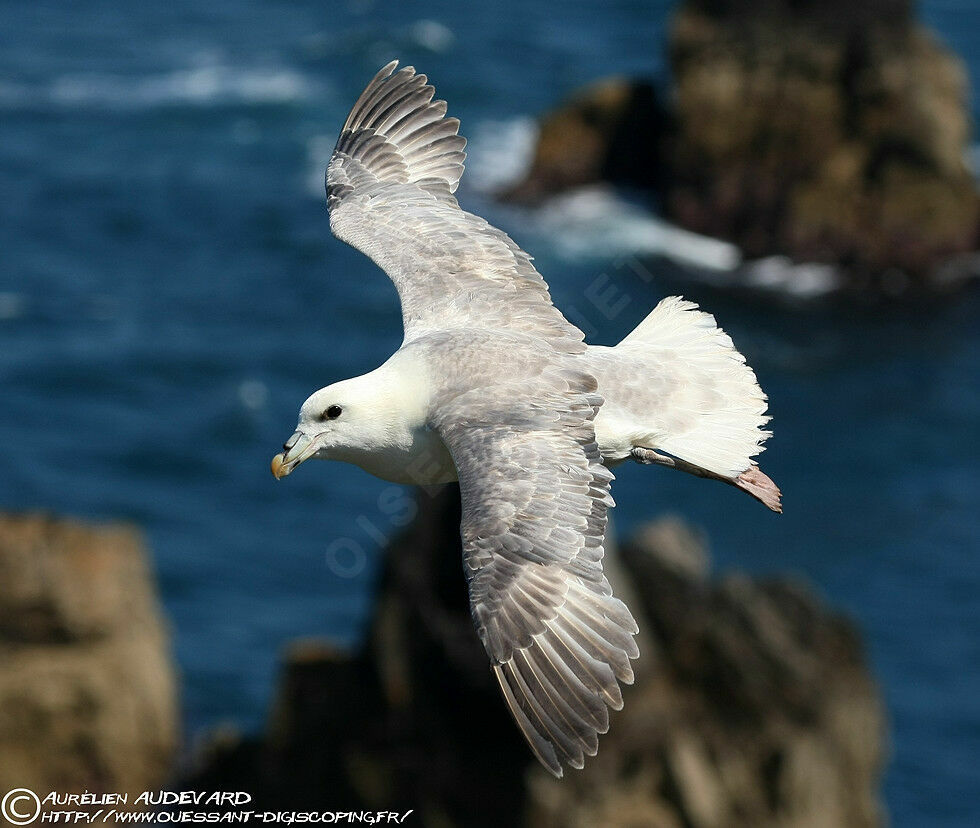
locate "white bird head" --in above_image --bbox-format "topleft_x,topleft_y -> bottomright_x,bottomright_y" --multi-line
270,362 -> 427,480
271,376 -> 389,479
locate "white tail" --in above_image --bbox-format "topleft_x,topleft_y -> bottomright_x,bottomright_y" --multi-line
616,296 -> 772,482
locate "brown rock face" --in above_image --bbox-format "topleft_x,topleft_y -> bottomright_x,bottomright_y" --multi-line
535,519 -> 885,828
187,489 -> 886,828
0,513 -> 178,796
502,78 -> 669,203
668,5 -> 978,285
681,0 -> 912,34
502,0 -> 979,292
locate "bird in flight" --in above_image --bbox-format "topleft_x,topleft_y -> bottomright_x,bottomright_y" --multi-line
271,62 -> 780,777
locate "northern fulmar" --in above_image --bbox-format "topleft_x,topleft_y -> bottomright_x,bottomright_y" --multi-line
271,62 -> 781,776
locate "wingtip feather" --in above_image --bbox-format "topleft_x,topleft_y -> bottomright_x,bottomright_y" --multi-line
331,61 -> 466,202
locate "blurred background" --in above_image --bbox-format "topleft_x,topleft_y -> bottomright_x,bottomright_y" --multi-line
0,1 -> 977,826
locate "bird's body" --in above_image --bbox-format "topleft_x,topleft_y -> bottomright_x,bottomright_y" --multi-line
272,62 -> 781,776
304,315 -> 774,492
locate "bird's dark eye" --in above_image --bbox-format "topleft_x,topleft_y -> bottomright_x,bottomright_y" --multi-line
323,405 -> 342,420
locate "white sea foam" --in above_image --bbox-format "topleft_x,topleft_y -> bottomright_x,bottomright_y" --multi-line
465,117 -> 539,193
464,116 -> 856,295
238,379 -> 269,411
407,19 -> 455,52
0,292 -> 26,321
1,64 -> 316,112
533,186 -> 742,271
736,257 -> 842,298
467,117 -> 740,271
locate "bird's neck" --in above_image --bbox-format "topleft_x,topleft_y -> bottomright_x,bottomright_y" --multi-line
364,350 -> 433,441
332,352 -> 456,485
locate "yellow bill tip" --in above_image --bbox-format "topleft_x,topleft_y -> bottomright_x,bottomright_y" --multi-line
271,453 -> 287,480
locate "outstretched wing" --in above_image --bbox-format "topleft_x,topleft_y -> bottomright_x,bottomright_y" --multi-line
326,62 -> 584,351
435,374 -> 639,776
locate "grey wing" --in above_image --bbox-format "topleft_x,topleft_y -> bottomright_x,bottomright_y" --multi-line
436,379 -> 639,776
326,62 -> 585,352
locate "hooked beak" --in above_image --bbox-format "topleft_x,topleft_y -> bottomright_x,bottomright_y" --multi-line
270,431 -> 319,479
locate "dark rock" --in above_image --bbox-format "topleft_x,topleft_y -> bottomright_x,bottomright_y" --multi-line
502,0 -> 979,293
501,78 -> 670,204
668,4 -> 978,286
682,0 -> 912,36
187,488 -> 885,827
0,513 -> 178,796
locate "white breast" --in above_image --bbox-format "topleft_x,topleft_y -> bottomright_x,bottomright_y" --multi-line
350,424 -> 458,485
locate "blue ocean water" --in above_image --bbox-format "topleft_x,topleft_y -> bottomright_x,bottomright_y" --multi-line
0,1 -> 977,823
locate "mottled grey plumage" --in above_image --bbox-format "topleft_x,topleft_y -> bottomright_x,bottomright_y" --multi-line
430,345 -> 637,773
274,61 -> 778,777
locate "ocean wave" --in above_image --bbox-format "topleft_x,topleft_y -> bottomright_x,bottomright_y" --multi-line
690,256 -> 843,299
530,190 -> 844,298
0,292 -> 26,321
407,19 -> 455,53
465,117 -> 539,193
465,116 -> 737,270
464,116 -> 856,296
0,64 -> 318,112
530,186 -> 742,271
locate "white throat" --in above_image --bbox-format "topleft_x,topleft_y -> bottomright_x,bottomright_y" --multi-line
319,350 -> 457,485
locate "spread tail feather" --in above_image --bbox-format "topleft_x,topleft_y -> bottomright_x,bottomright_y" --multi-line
617,296 -> 774,490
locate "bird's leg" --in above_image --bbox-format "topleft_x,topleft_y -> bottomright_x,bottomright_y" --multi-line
630,447 -> 723,481
733,466 -> 782,513
630,447 -> 782,513
630,447 -> 678,469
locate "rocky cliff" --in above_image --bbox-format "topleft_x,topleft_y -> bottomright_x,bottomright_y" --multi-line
504,0 -> 979,294
0,513 -> 178,797
187,487 -> 886,828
